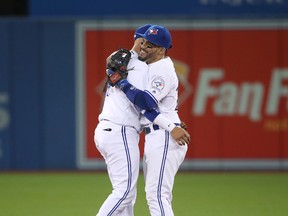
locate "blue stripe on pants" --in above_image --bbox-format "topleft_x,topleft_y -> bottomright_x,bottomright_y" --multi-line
157,131 -> 169,216
108,126 -> 132,215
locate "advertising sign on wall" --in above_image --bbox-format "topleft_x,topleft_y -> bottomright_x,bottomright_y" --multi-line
76,20 -> 288,170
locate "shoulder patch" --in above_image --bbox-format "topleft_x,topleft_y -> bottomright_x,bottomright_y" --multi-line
151,77 -> 165,90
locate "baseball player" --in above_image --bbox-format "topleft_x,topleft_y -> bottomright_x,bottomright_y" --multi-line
110,25 -> 189,216
94,24 -> 150,216
94,24 -> 189,216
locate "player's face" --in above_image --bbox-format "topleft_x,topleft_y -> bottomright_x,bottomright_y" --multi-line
138,39 -> 165,64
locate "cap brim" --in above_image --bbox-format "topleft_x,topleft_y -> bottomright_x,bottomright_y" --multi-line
136,33 -> 164,48
137,33 -> 172,50
134,33 -> 144,40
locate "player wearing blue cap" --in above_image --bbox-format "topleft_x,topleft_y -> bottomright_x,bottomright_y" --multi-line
110,25 -> 189,216
94,24 -> 150,216
139,25 -> 188,216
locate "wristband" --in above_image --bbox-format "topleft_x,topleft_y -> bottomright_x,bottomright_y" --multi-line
153,114 -> 176,132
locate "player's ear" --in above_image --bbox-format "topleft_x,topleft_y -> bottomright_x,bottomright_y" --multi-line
158,47 -> 166,55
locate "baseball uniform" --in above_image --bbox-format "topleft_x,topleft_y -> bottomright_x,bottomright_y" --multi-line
142,56 -> 188,216
94,50 -> 148,216
116,24 -> 189,216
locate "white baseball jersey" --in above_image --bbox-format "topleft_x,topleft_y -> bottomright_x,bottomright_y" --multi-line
141,56 -> 187,216
95,51 -> 148,216
98,51 -> 148,132
140,56 -> 180,126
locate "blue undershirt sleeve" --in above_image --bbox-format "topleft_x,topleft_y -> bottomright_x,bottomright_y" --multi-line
143,109 -> 160,122
120,80 -> 157,111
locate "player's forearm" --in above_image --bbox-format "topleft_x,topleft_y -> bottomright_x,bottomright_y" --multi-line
118,80 -> 157,111
143,109 -> 176,132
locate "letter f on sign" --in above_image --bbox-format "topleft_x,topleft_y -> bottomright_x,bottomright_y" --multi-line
193,69 -> 223,115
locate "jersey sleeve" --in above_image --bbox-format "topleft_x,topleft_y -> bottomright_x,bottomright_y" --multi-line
145,72 -> 173,103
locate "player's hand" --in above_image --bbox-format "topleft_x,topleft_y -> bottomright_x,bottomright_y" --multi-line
171,127 -> 190,146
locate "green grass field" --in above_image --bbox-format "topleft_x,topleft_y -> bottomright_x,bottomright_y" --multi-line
1,171 -> 288,216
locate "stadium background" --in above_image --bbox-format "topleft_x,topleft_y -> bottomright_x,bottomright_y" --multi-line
0,0 -> 288,171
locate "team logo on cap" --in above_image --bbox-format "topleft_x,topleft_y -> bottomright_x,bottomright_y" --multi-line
148,28 -> 158,35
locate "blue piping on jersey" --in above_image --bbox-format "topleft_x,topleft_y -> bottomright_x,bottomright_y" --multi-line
108,126 -> 132,215
157,131 -> 170,216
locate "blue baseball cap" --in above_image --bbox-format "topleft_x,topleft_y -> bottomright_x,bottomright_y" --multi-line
136,25 -> 173,50
134,24 -> 153,40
